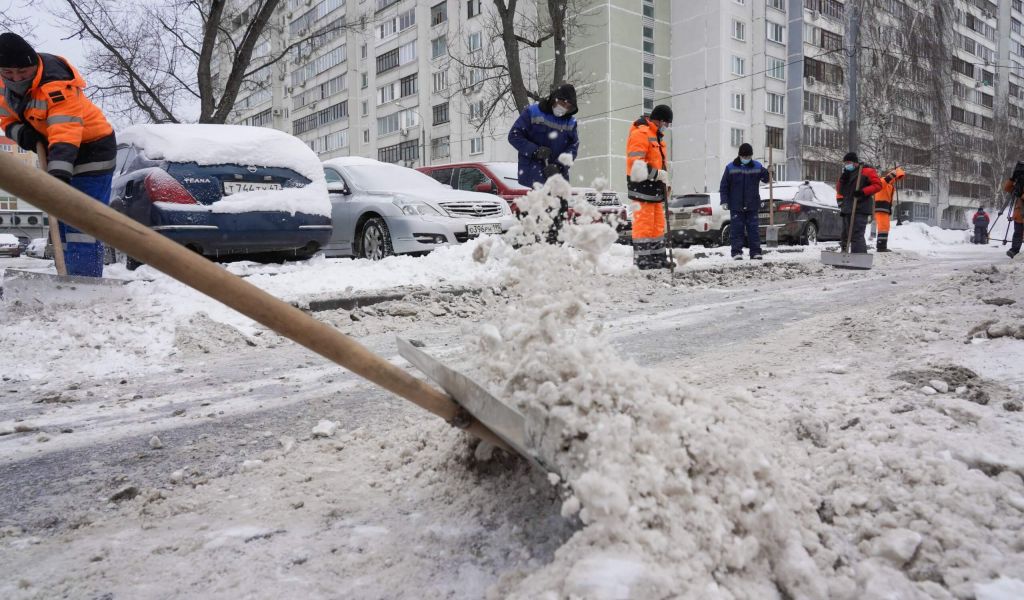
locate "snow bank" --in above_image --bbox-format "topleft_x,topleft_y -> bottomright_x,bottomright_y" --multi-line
118,124 -> 325,183
889,221 -> 970,251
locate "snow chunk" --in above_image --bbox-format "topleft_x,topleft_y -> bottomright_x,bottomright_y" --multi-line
312,420 -> 338,438
976,577 -> 1024,600
928,379 -> 949,393
871,528 -> 922,567
557,152 -> 574,167
629,160 -> 649,183
573,471 -> 630,520
148,435 -> 163,449
564,554 -> 664,600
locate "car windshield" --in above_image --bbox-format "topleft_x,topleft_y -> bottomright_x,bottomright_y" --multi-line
669,195 -> 710,208
342,164 -> 444,192
483,163 -> 530,190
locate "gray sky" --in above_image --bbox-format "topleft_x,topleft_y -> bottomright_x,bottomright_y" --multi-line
5,0 -> 89,70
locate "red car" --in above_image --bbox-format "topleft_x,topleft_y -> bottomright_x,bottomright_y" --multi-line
417,161 -> 631,241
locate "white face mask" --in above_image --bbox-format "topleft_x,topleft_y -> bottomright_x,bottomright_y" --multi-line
553,106 -> 568,117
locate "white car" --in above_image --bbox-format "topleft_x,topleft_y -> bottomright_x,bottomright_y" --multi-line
25,237 -> 51,259
0,233 -> 20,257
668,192 -> 731,248
321,157 -> 517,259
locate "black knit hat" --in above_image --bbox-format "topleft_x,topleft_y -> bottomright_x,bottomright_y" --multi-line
843,151 -> 859,163
738,143 -> 753,157
650,104 -> 673,123
0,33 -> 37,69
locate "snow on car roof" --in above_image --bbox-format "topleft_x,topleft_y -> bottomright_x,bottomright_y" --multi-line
322,156 -> 383,168
0,233 -> 18,244
118,124 -> 324,182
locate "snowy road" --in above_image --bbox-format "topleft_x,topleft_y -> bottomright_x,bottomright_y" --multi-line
2,239 -> 1022,599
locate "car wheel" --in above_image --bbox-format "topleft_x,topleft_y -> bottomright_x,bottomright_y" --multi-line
800,221 -> 818,246
358,217 -> 394,261
719,223 -> 731,247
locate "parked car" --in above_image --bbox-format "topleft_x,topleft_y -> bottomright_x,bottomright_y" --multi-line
110,124 -> 332,269
668,192 -> 730,248
322,157 -> 517,260
757,181 -> 844,244
25,237 -> 52,259
0,233 -> 21,257
418,161 -> 632,242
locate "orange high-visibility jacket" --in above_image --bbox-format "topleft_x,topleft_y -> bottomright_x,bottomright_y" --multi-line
0,54 -> 115,180
874,167 -> 906,213
625,117 -> 667,202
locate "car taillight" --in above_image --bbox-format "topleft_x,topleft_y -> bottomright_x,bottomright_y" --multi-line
693,206 -> 713,216
145,171 -> 198,204
777,202 -> 801,213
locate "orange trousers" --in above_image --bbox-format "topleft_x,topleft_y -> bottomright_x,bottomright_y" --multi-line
632,201 -> 666,241
875,211 -> 890,234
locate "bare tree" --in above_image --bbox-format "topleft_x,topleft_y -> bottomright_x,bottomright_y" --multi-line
445,0 -> 587,130
52,0 -> 349,124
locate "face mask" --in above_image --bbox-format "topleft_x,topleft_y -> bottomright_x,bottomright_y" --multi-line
844,163 -> 856,172
740,158 -> 751,165
2,77 -> 30,96
553,106 -> 568,117
659,125 -> 669,133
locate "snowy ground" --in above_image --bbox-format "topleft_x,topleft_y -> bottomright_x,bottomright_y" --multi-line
1,222 -> 1022,599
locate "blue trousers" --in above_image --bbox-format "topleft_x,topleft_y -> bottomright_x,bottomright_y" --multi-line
730,209 -> 761,257
58,173 -> 112,277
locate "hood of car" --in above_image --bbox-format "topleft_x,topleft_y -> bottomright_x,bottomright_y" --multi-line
394,188 -> 505,208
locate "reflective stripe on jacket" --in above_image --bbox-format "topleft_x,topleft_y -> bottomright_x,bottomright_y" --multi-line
625,117 -> 667,202
0,53 -> 116,179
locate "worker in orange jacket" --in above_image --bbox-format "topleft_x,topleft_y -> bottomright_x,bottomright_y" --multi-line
1004,166 -> 1024,259
873,166 -> 905,252
0,32 -> 116,277
626,104 -> 672,270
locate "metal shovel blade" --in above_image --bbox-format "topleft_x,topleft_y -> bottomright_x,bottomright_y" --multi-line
820,250 -> 874,270
1,269 -> 129,308
765,224 -> 782,248
396,337 -> 549,472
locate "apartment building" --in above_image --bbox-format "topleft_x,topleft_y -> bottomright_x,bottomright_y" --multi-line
226,0 -> 520,169
0,136 -> 47,242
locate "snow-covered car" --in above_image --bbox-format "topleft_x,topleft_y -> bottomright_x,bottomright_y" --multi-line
757,181 -> 844,245
322,157 -> 516,260
110,124 -> 332,269
24,237 -> 52,259
418,162 -> 632,242
0,233 -> 21,257
668,192 -> 730,248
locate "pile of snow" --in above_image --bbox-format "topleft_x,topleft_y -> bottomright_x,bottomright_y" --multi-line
889,221 -> 970,251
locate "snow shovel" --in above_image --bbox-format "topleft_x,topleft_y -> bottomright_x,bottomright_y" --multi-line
663,184 -> 675,277
821,167 -> 873,270
0,149 -> 523,462
765,148 -> 781,248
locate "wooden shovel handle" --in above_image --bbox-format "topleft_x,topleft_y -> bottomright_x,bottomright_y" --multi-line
36,142 -> 67,276
0,150 -> 509,451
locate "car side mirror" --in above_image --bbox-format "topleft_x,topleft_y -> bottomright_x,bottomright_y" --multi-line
474,182 -> 494,193
327,181 -> 349,195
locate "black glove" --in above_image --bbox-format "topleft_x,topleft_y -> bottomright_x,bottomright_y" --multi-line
543,163 -> 560,178
853,190 -> 866,198
533,146 -> 552,161
50,170 -> 72,185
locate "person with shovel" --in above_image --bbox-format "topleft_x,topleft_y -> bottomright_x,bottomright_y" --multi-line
508,83 -> 579,244
719,143 -> 770,260
873,166 -> 905,252
626,104 -> 673,270
0,32 -> 116,277
971,207 -> 990,245
835,152 -> 883,254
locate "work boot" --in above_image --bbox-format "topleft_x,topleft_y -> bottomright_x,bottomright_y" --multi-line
876,239 -> 890,252
751,254 -> 763,260
732,254 -> 743,261
1009,249 -> 1019,259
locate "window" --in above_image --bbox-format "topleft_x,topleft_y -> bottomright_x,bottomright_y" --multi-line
398,7 -> 416,31
766,92 -> 785,115
398,41 -> 416,65
456,167 -> 489,190
432,36 -> 447,59
361,99 -> 368,116
433,102 -> 450,125
431,2 -> 447,26
378,140 -> 419,163
643,3 -> 654,18
400,108 -> 419,128
400,73 -> 417,97
766,21 -> 785,44
467,0 -> 481,18
766,126 -> 784,149
378,112 -> 401,136
291,101 -> 349,135
363,129 -> 370,143
378,82 -> 396,105
376,48 -> 399,74
767,56 -> 785,80
468,67 -> 486,86
468,99 -> 484,120
767,0 -> 785,11
731,56 -> 746,76
731,92 -> 746,112
361,44 -> 367,59
470,136 -> 484,155
730,127 -> 745,147
467,31 -> 482,53
732,20 -> 746,41
361,72 -> 368,89
433,70 -> 448,92
431,137 -> 451,160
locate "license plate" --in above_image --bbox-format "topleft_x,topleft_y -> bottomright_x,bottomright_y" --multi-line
223,181 -> 282,194
467,223 -> 502,235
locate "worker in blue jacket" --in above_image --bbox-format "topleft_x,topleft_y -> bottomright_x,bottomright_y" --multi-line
507,83 -> 579,243
719,143 -> 770,260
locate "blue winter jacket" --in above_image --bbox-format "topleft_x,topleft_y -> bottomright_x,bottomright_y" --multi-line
507,103 -> 579,188
719,158 -> 771,212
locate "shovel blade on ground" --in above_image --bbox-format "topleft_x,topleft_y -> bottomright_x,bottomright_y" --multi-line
396,337 -> 550,472
1,269 -> 129,308
820,250 -> 874,270
765,224 -> 782,248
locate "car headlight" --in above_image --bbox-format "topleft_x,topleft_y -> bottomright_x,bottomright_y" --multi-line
395,199 -> 443,216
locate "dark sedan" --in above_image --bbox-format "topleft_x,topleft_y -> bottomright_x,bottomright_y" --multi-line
757,181 -> 844,244
110,124 -> 332,269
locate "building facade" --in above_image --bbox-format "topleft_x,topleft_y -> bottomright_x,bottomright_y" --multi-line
0,136 -> 48,242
